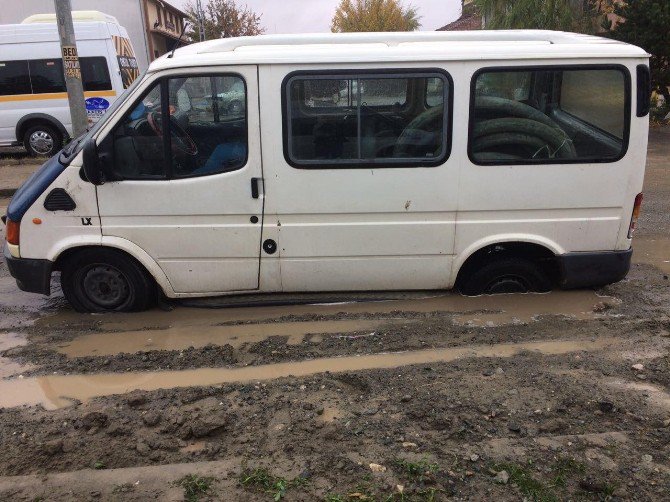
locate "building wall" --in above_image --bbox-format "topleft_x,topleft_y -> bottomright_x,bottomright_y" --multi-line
0,0 -> 151,70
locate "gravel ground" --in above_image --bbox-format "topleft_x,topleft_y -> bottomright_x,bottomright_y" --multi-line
0,128 -> 668,501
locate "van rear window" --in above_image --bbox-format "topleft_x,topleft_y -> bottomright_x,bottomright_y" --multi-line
284,70 -> 452,168
469,66 -> 630,165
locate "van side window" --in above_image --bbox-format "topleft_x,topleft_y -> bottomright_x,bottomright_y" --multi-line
168,76 -> 247,177
469,66 -> 629,165
111,82 -> 166,179
80,57 -> 112,91
108,74 -> 248,180
284,71 -> 451,168
0,60 -> 31,95
29,59 -> 66,94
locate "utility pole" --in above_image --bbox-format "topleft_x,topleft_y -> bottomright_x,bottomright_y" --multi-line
195,0 -> 206,42
54,0 -> 88,137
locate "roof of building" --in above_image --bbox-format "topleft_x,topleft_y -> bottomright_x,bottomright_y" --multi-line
149,31 -> 649,71
438,3 -> 482,31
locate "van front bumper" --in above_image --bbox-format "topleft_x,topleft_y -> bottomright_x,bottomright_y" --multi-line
557,248 -> 633,289
4,244 -> 52,295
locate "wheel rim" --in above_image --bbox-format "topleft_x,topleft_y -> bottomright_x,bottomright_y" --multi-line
484,275 -> 530,294
81,265 -> 130,309
29,130 -> 54,155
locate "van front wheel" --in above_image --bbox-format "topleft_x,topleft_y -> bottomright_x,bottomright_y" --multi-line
61,249 -> 156,313
459,257 -> 552,296
23,124 -> 62,157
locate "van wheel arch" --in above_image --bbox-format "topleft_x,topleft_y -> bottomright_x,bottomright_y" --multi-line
17,114 -> 68,156
455,242 -> 559,295
55,246 -> 159,312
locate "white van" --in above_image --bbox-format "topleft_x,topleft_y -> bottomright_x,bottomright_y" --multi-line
3,31 -> 650,312
0,11 -> 140,156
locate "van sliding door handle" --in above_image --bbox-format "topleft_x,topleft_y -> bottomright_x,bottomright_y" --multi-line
250,177 -> 262,199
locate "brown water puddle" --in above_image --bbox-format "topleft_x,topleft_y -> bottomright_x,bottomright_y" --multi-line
57,319 -> 391,358
39,290 -> 617,334
0,332 -> 35,378
0,337 -> 614,410
633,238 -> 670,274
57,320 -> 389,357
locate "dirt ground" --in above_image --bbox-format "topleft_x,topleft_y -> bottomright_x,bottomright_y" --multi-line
0,129 -> 669,501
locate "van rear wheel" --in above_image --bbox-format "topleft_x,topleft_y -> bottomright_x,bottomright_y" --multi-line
23,124 -> 62,157
459,257 -> 552,296
61,249 -> 156,313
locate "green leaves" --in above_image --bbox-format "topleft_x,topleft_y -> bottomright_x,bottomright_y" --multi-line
331,0 -> 422,33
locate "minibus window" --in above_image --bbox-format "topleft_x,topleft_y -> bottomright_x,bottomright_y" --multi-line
168,75 -> 247,177
560,70 -> 625,139
105,73 -> 248,180
285,71 -> 451,168
29,60 -> 66,94
81,57 -> 112,91
110,82 -> 166,179
426,78 -> 444,107
469,66 -> 629,165
0,60 -> 31,95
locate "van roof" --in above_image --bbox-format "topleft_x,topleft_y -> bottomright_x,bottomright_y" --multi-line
22,11 -> 120,25
151,31 -> 649,72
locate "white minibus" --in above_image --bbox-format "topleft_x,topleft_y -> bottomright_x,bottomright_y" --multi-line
0,11 -> 140,156
3,31 -> 650,312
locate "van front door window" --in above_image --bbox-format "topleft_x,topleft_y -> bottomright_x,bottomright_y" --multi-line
108,74 -> 248,180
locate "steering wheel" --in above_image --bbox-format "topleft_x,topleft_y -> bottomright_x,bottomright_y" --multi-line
471,97 -> 576,160
393,106 -> 444,158
147,111 -> 198,156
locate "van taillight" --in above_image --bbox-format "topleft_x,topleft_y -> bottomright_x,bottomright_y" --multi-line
628,193 -> 643,239
6,219 -> 20,245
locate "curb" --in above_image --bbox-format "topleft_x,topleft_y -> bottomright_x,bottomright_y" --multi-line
0,189 -> 16,198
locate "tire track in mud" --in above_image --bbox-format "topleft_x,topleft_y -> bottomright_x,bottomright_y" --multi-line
0,337 -> 616,409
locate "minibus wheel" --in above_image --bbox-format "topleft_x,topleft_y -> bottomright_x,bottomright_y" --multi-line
61,249 -> 156,313
23,124 -> 62,157
459,257 -> 552,296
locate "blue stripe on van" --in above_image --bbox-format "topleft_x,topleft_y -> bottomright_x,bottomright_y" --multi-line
6,155 -> 66,222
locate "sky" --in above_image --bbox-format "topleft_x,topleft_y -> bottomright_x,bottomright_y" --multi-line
170,0 -> 462,34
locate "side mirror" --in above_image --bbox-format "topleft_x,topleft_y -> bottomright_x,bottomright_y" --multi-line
82,138 -> 105,186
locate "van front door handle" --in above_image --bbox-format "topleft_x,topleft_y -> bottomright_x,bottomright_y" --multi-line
251,177 -> 261,199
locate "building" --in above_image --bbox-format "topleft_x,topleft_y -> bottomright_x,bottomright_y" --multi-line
0,0 -> 190,71
438,0 -> 482,31
438,0 -> 624,33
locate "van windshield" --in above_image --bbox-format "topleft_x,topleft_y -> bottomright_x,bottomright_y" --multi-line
59,71 -> 146,165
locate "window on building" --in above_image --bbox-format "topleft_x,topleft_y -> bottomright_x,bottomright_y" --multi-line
284,71 -> 451,168
469,66 -> 629,164
0,60 -> 31,95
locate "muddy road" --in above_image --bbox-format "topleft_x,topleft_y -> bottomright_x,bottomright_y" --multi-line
0,130 -> 669,501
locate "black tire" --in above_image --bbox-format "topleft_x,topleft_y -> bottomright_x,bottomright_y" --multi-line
61,249 -> 156,313
23,124 -> 63,157
459,257 -> 552,296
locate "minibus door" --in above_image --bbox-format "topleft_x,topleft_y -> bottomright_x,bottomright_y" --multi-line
95,67 -> 264,294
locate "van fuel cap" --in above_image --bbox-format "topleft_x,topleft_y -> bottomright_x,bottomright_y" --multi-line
263,239 -> 277,254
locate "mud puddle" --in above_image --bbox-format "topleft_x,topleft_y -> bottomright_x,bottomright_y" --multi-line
0,337 -> 614,409
0,332 -> 34,378
57,319 -> 398,358
634,238 -> 670,274
40,290 -> 617,334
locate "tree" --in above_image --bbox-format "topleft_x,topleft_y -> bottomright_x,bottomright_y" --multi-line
331,0 -> 421,33
606,0 -> 670,103
473,0 -> 612,33
185,0 -> 265,41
